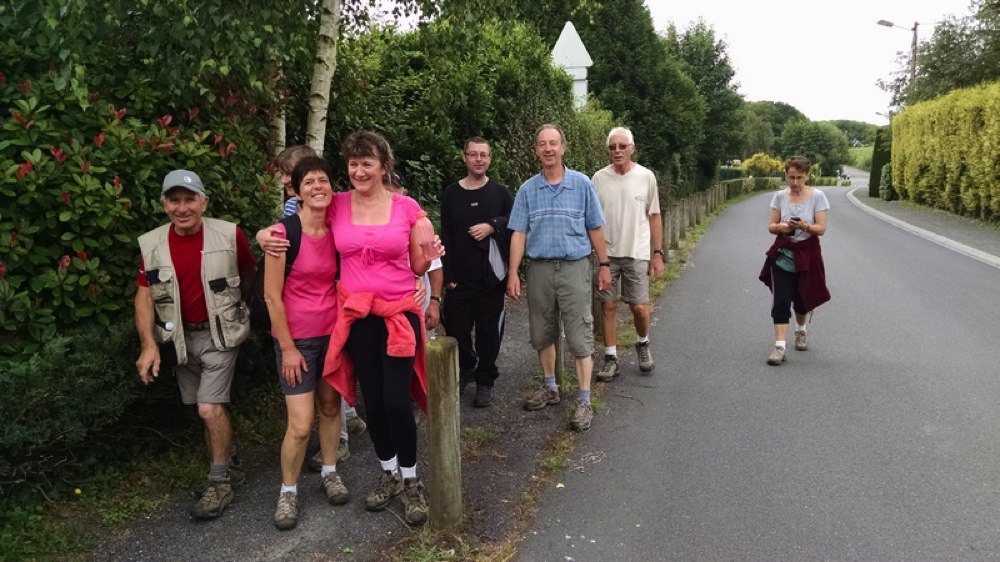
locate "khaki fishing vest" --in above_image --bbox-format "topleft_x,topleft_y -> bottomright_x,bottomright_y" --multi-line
137,217 -> 250,365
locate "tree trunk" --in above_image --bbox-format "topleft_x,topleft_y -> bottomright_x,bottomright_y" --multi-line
269,109 -> 286,159
305,0 -> 342,155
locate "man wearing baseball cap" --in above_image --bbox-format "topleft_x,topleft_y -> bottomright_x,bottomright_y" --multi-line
134,169 -> 256,520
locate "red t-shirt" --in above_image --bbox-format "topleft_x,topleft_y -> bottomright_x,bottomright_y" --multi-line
136,225 -> 255,323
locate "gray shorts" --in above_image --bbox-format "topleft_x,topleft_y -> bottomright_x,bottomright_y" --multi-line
175,330 -> 238,405
273,335 -> 331,396
526,258 -> 594,357
595,257 -> 650,305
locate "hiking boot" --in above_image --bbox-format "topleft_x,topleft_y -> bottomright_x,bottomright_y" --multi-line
338,438 -> 350,463
320,471 -> 350,505
636,341 -> 655,373
273,492 -> 299,530
401,477 -> 428,526
594,355 -> 620,382
365,470 -> 402,511
346,414 -> 367,435
523,386 -> 560,411
190,473 -> 234,520
473,385 -> 493,408
570,400 -> 593,432
767,346 -> 786,365
227,465 -> 246,488
794,330 -> 808,351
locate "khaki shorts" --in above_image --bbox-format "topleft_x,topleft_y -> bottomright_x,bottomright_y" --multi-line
595,257 -> 650,305
526,258 -> 594,357
174,330 -> 238,405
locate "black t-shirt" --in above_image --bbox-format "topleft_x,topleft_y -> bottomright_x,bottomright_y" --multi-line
439,179 -> 514,284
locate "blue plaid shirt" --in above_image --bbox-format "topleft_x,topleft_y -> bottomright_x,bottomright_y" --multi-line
508,167 -> 605,260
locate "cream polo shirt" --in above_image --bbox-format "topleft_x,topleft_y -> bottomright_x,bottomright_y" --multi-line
592,162 -> 660,260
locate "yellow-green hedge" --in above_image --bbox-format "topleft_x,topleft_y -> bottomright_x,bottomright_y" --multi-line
892,81 -> 1000,219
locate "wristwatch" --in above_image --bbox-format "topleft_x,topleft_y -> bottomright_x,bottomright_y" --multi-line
599,261 -> 611,267
653,249 -> 664,257
429,296 -> 442,303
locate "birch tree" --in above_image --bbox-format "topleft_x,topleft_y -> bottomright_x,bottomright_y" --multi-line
305,0 -> 342,154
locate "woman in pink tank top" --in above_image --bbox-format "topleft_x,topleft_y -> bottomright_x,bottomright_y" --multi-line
263,156 -> 348,530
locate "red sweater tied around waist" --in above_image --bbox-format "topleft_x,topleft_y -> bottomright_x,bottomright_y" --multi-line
322,285 -> 428,412
758,234 -> 831,312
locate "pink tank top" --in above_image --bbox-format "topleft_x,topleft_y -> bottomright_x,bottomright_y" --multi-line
330,192 -> 420,302
271,222 -> 338,340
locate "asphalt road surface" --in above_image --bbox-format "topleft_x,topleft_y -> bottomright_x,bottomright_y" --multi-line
517,183 -> 1000,561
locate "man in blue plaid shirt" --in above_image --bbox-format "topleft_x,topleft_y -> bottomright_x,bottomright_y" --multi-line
507,124 -> 612,432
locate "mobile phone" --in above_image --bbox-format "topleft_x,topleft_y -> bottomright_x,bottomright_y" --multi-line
789,216 -> 800,222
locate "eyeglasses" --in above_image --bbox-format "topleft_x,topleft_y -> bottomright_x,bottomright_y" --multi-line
465,152 -> 491,159
608,143 -> 631,151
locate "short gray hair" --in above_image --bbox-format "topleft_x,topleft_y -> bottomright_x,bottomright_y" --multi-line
535,123 -> 566,145
607,126 -> 634,146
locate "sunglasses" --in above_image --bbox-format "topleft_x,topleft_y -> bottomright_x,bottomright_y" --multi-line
608,143 -> 631,151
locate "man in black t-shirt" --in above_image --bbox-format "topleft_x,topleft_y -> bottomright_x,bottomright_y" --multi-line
439,137 -> 514,408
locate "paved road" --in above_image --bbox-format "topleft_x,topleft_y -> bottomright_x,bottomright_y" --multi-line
517,178 -> 1000,560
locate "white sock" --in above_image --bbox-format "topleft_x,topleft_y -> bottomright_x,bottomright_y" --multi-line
379,456 -> 399,473
280,484 -> 297,494
796,323 -> 807,332
321,465 -> 337,477
400,465 -> 417,480
604,346 -> 617,356
637,335 -> 649,344
775,340 -> 786,349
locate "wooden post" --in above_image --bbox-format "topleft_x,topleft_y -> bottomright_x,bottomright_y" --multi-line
668,204 -> 680,249
678,200 -> 688,240
425,336 -> 462,530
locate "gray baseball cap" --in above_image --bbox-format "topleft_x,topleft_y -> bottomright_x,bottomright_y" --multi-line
161,169 -> 205,196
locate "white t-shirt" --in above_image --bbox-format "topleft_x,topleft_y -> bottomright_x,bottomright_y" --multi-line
592,163 -> 660,260
769,188 -> 830,242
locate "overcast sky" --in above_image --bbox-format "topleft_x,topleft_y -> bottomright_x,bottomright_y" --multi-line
646,0 -> 975,125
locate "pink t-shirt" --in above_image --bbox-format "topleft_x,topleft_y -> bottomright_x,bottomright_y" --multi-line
330,191 -> 420,302
271,222 -> 338,340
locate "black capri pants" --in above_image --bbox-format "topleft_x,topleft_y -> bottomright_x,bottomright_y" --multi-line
770,266 -> 807,324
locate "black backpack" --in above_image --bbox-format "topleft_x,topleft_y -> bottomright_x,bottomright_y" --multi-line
250,214 -> 303,333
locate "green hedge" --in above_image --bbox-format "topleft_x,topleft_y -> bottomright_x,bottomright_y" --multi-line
868,127 -> 891,197
892,81 -> 1000,218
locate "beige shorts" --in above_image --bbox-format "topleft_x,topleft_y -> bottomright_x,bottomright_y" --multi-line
526,258 -> 594,357
595,257 -> 650,305
174,329 -> 238,405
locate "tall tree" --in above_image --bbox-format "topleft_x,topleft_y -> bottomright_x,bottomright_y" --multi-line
664,20 -> 745,177
737,104 -> 774,157
574,0 -> 704,177
779,121 -> 850,176
305,0 -> 342,153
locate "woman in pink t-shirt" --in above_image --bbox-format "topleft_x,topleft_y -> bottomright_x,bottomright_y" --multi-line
263,156 -> 348,530
328,131 -> 433,526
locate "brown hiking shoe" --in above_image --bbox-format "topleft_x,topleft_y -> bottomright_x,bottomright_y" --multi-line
401,477 -> 428,526
570,400 -> 593,432
320,471 -> 350,505
273,491 -> 298,530
523,386 -> 560,411
636,341 -> 655,373
346,414 -> 367,435
794,330 -> 808,351
767,346 -> 787,366
594,355 -> 620,382
190,473 -> 234,520
365,470 -> 402,511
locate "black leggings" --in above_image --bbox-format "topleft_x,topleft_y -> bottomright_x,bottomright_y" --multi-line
770,266 -> 806,324
345,312 -> 421,467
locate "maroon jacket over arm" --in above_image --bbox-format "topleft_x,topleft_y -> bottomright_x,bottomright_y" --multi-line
758,234 -> 831,312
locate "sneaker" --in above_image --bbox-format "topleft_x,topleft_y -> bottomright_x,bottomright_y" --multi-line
401,477 -> 428,526
320,471 -> 350,505
594,355 -> 620,382
523,386 -> 561,411
636,342 -> 655,373
365,470 -> 402,511
273,492 -> 299,530
190,473 -> 234,520
767,346 -> 786,365
570,400 -> 593,432
794,330 -> 808,351
346,415 -> 367,435
472,385 -> 493,408
338,438 -> 350,463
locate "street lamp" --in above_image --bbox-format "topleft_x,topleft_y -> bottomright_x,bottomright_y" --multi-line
877,19 -> 919,84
